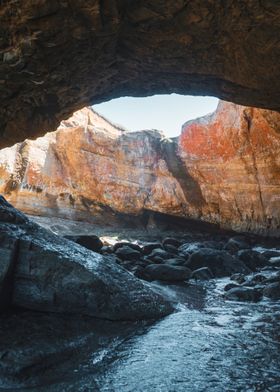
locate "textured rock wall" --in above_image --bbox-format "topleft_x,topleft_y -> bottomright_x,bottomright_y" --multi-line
1,1 -> 280,148
1,103 -> 280,236
0,108 -> 188,224
179,101 -> 280,235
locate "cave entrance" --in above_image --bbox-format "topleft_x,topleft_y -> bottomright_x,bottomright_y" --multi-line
94,94 -> 218,138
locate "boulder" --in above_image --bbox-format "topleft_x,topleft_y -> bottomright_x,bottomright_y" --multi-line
263,271 -> 280,284
191,267 -> 214,280
260,250 -> 280,260
142,243 -> 163,255
0,197 -> 173,320
263,283 -> 280,300
144,256 -> 165,265
114,246 -> 142,261
186,248 -> 251,277
64,235 -> 103,253
113,242 -> 142,253
164,258 -> 186,267
224,237 -> 250,253
148,248 -> 172,261
162,238 -> 182,248
162,244 -> 178,255
144,264 -> 191,282
230,273 -> 246,284
237,250 -> 267,271
178,242 -> 206,256
202,241 -> 224,250
100,245 -> 113,254
224,283 -> 240,292
224,287 -> 262,302
269,257 -> 280,267
244,274 -> 266,287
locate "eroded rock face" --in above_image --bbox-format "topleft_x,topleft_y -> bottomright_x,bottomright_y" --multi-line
1,103 -> 280,236
1,1 -> 280,148
179,101 -> 280,235
0,107 -> 188,223
0,196 -> 172,320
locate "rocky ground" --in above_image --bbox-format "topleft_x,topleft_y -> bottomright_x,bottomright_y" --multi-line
1,211 -> 280,390
60,224 -> 280,304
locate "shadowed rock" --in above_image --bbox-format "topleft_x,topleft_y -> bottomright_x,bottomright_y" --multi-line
1,1 -> 280,147
0,197 -> 173,320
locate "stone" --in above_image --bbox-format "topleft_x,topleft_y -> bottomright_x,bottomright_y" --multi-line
191,267 -> 214,280
202,241 -> 224,250
263,272 -> 280,284
1,1 -> 280,149
263,283 -> 280,300
163,258 -> 186,267
100,245 -> 113,254
114,246 -> 141,261
144,264 -> 191,282
244,274 -> 266,287
237,250 -> 267,271
186,248 -> 251,277
269,257 -> 280,267
178,242 -> 207,256
223,237 -> 250,253
162,244 -> 178,255
261,250 -> 280,260
230,273 -> 246,284
142,243 -> 164,256
113,242 -> 142,253
224,283 -> 240,292
0,197 -> 172,320
162,238 -> 182,248
64,235 -> 103,253
224,287 -> 262,302
148,249 -> 172,261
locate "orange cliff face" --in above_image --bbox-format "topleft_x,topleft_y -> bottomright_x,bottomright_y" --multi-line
0,102 -> 280,235
178,101 -> 280,235
0,107 -> 188,224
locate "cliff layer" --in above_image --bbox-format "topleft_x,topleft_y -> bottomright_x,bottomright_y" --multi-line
0,103 -> 280,235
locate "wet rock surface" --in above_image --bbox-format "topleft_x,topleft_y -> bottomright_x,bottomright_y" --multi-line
0,196 -> 172,321
1,267 -> 280,391
1,207 -> 280,390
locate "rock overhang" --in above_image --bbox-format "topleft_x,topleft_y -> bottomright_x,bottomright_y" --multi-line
1,0 -> 280,148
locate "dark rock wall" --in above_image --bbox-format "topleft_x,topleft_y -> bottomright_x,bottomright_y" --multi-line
1,1 -> 280,148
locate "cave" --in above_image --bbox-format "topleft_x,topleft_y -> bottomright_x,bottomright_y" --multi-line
1,1 -> 280,390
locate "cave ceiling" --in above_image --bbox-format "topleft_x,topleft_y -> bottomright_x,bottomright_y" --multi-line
1,0 -> 280,148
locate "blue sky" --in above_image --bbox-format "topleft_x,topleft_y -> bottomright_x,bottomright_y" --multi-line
94,94 -> 219,137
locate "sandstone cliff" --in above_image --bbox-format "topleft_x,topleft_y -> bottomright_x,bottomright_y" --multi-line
0,102 -> 280,236
0,107 -> 187,225
179,101 -> 280,235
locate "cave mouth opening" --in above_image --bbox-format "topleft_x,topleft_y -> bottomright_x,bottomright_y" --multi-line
93,94 -> 219,138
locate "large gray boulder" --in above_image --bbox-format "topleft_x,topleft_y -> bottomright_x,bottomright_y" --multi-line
0,197 -> 172,320
144,264 -> 191,282
186,248 -> 251,277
